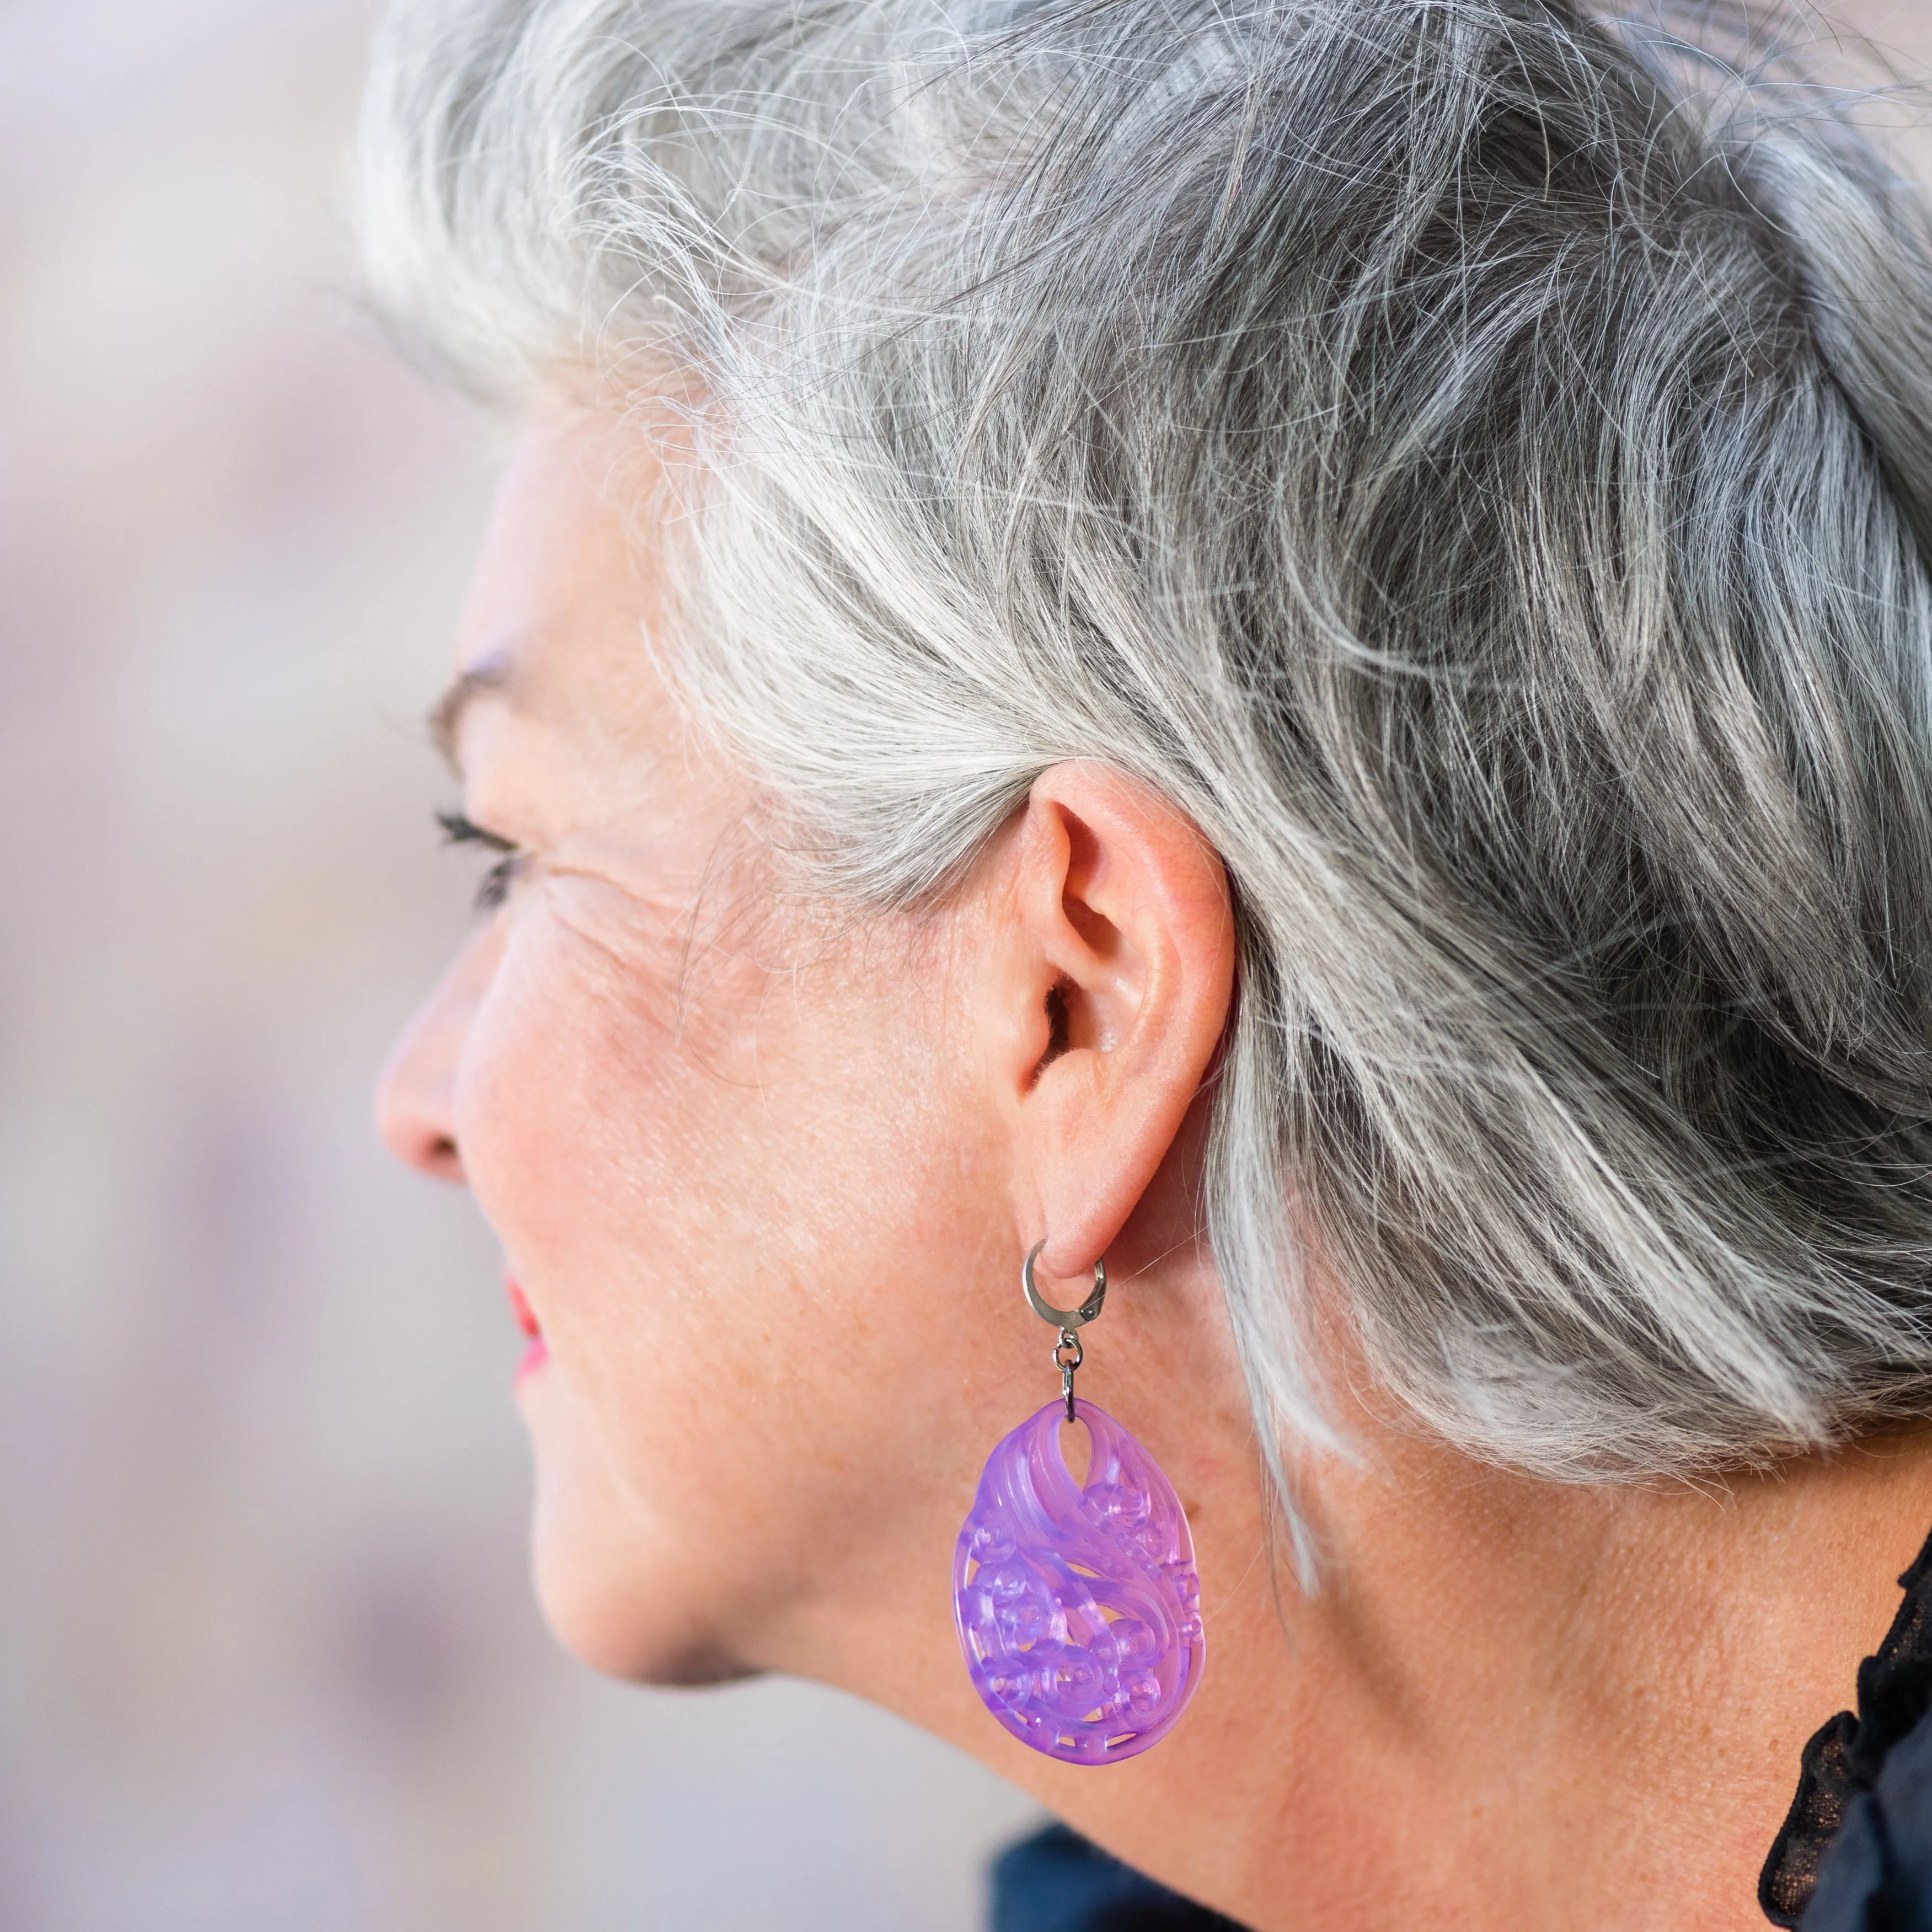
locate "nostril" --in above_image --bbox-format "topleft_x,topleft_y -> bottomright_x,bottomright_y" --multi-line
373,1070 -> 465,1182
415,1128 -> 465,1184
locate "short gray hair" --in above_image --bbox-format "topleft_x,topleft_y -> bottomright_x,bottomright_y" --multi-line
360,0 -> 1932,1553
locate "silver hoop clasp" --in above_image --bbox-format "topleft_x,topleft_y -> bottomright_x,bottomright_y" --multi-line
1021,1240 -> 1107,1330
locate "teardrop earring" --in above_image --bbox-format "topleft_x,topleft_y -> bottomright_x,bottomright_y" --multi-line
951,1240 -> 1205,1764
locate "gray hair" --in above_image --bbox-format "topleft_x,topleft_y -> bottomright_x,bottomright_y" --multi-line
360,0 -> 1932,1550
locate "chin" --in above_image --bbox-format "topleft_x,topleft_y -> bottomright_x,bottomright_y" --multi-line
523,1389 -> 762,1687
531,1537 -> 762,1685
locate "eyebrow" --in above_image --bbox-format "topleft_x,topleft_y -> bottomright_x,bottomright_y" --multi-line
428,659 -> 515,773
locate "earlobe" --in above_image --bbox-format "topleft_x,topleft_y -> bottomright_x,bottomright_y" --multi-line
981,762 -> 1235,1279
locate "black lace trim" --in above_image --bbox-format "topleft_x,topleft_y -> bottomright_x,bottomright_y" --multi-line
1760,1524 -> 1932,1926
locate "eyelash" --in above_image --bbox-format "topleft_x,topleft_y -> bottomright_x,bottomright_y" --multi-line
437,808 -> 524,912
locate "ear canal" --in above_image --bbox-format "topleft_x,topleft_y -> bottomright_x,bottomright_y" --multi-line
1029,981 -> 1072,1089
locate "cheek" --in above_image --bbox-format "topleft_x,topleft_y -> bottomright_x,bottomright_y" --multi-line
457,907 -> 730,1402
452,901 -> 1000,1628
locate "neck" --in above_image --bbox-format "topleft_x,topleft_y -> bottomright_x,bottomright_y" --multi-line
1045,1415 -> 1932,1932
779,1237 -> 1932,1932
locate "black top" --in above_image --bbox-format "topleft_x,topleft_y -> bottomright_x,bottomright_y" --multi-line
1762,1526 -> 1932,1929
993,1524 -> 1932,1931
991,1824 -> 1247,1931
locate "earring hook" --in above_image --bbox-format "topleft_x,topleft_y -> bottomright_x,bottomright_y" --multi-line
1020,1239 -> 1107,1329
1022,1240 -> 1107,1423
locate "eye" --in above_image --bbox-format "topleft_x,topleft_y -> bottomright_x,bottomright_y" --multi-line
437,807 -> 525,913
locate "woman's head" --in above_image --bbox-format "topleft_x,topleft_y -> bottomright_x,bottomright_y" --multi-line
369,0 -> 1932,1657
377,406 -> 1243,1685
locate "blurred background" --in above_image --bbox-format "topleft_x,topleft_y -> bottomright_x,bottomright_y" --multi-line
0,3 -> 1041,1928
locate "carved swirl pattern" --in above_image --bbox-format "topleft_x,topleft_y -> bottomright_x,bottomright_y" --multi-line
952,1398 -> 1205,1765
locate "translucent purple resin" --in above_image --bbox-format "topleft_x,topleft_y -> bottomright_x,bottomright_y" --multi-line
952,1398 -> 1205,1765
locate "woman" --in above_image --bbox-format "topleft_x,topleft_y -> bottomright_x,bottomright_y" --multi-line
366,1 -> 1932,1925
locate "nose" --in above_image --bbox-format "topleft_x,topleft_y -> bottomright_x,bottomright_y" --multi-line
376,926 -> 500,1183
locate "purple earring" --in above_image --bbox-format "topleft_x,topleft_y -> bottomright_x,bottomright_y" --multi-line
951,1240 -> 1205,1765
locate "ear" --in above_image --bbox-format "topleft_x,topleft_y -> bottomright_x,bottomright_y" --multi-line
976,761 -> 1235,1283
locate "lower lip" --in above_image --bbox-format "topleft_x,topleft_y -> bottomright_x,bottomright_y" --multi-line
507,1276 -> 548,1383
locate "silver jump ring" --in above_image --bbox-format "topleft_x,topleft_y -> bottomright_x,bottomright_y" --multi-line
1021,1239 -> 1107,1330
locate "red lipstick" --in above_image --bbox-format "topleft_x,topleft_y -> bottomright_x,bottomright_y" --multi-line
507,1275 -> 548,1379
